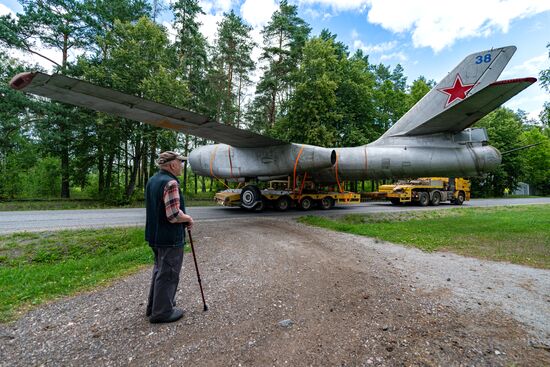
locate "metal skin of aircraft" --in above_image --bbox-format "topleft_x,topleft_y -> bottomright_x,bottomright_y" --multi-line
10,45 -> 536,196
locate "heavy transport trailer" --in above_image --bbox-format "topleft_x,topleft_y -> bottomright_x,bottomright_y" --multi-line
378,177 -> 471,206
214,178 -> 361,211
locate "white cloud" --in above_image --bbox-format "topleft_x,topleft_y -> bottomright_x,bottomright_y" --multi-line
241,0 -> 278,28
379,51 -> 407,62
353,40 -> 396,54
303,7 -> 320,19
197,10 -> 224,45
196,0 -> 238,45
199,0 -> 234,13
503,53 -> 549,77
0,4 -> 59,70
163,21 -> 177,43
504,86 -> 548,120
366,0 -> 550,52
299,0 -> 369,12
0,4 -> 16,17
299,0 -> 550,52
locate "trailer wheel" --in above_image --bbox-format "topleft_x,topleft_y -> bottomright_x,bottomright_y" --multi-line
253,199 -> 266,212
390,198 -> 401,205
299,196 -> 313,210
453,191 -> 465,205
430,191 -> 441,206
275,196 -> 291,211
240,185 -> 261,209
320,196 -> 334,210
418,192 -> 429,206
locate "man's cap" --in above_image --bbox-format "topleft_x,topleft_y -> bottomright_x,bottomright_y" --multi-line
156,151 -> 187,165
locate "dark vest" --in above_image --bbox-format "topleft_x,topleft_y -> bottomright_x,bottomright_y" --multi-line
145,170 -> 186,247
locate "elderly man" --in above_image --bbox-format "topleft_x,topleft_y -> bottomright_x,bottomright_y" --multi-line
145,151 -> 194,323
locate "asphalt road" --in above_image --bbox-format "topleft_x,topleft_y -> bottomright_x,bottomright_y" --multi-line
0,197 -> 548,234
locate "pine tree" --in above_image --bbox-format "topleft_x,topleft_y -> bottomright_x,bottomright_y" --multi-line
250,0 -> 311,132
211,10 -> 255,127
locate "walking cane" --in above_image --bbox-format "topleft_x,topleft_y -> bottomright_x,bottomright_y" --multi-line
187,228 -> 208,311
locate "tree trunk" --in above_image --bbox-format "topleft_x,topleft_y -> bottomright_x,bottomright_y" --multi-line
124,140 -> 128,189
236,77 -> 243,128
60,144 -> 70,198
226,63 -> 234,126
106,151 -> 115,190
194,173 -> 198,194
183,134 -> 190,193
98,144 -> 105,193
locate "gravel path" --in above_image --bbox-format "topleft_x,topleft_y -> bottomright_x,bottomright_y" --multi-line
1,218 -> 548,366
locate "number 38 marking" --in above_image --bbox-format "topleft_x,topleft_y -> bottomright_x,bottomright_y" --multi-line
475,54 -> 491,64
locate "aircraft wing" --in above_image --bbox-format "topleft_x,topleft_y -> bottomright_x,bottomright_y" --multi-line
404,77 -> 537,136
9,72 -> 286,148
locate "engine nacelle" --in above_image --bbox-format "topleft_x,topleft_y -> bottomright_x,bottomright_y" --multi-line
189,143 -> 336,180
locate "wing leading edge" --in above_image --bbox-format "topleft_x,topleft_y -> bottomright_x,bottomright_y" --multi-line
10,72 -> 286,148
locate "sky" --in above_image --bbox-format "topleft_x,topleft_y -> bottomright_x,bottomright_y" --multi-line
1,0 -> 549,121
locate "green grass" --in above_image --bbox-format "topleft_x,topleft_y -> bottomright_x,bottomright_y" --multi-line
0,227 -> 155,322
299,205 -> 550,269
0,194 -> 218,211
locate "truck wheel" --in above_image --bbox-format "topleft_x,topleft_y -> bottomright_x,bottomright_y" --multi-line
418,192 -> 429,206
390,198 -> 401,205
320,196 -> 334,210
299,196 -> 313,211
275,196 -> 291,211
253,199 -> 266,212
240,185 -> 261,209
430,191 -> 441,206
454,191 -> 465,205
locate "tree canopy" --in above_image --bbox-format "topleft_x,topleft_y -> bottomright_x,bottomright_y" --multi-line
0,2 -> 548,201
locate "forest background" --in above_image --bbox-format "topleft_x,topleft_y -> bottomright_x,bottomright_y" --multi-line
1,0 -> 549,205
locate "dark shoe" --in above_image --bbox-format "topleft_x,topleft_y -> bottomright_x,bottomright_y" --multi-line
149,308 -> 184,324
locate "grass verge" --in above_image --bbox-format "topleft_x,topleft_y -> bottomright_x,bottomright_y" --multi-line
0,196 -> 217,211
0,227 -> 155,322
299,205 -> 550,269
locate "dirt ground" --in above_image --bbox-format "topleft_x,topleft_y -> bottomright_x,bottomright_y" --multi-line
0,217 -> 549,366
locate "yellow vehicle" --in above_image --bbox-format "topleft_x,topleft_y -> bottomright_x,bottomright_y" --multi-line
378,177 -> 470,206
214,178 -> 360,211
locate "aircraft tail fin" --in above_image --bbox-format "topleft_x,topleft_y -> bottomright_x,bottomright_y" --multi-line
380,46 -> 522,138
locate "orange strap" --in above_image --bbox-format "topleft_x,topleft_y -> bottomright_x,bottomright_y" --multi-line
334,150 -> 343,193
292,145 -> 305,193
298,172 -> 308,197
209,145 -> 230,190
227,146 -> 234,179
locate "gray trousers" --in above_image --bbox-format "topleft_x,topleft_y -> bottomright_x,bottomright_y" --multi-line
147,246 -> 184,318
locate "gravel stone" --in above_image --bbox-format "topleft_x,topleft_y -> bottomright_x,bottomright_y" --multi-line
278,319 -> 293,328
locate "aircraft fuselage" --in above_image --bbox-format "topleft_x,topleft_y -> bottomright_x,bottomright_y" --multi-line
189,128 -> 501,184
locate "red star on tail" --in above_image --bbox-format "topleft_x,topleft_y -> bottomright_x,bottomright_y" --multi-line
438,74 -> 475,107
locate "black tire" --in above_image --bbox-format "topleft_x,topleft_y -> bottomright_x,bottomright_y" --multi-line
299,196 -> 313,211
240,185 -> 261,209
320,196 -> 334,210
430,191 -> 441,206
390,198 -> 401,205
275,196 -> 291,211
253,199 -> 266,212
418,192 -> 429,206
454,191 -> 465,205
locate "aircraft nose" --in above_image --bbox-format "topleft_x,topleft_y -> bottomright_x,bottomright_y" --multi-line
484,146 -> 502,171
480,146 -> 502,172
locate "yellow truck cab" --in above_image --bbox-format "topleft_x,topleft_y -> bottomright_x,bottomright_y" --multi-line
379,177 -> 470,206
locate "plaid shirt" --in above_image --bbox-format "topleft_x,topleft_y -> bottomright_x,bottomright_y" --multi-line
163,180 -> 185,223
